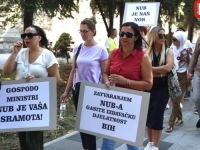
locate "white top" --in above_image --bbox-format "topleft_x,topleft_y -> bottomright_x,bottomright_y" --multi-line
105,39 -> 111,49
73,43 -> 108,87
184,40 -> 193,49
171,31 -> 187,73
15,48 -> 58,80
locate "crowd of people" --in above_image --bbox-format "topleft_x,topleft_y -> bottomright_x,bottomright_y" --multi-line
2,16 -> 198,150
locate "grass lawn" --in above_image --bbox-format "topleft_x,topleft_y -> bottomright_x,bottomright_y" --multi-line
0,63 -> 76,150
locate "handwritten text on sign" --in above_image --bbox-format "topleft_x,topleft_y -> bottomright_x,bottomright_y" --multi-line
80,86 -> 142,143
0,81 -> 49,129
123,2 -> 160,26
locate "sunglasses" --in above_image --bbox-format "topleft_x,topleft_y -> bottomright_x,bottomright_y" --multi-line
172,38 -> 177,42
157,34 -> 166,39
119,31 -> 135,38
21,33 -> 39,39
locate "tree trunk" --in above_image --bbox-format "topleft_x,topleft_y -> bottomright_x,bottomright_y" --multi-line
167,23 -> 172,47
118,2 -> 125,47
23,0 -> 34,31
23,0 -> 35,47
187,24 -> 194,42
94,0 -> 108,34
119,2 -> 124,30
107,0 -> 114,37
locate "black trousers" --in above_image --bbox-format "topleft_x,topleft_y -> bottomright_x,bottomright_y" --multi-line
18,131 -> 43,150
73,85 -> 96,150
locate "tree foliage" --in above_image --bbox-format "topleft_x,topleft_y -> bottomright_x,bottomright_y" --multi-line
178,0 -> 200,42
53,32 -> 74,63
90,0 -> 140,37
0,0 -> 79,29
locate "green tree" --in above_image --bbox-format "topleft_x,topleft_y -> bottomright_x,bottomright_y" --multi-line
178,0 -> 200,42
150,0 -> 199,44
0,0 -> 79,30
90,0 -> 140,37
53,33 -> 74,64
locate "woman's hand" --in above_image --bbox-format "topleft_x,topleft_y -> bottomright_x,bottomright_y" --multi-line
13,41 -> 23,54
60,92 -> 68,102
109,74 -> 126,85
25,75 -> 35,82
105,81 -> 111,89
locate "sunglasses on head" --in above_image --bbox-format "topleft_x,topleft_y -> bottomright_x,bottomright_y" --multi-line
172,38 -> 177,42
21,33 -> 39,39
157,34 -> 166,39
119,31 -> 135,38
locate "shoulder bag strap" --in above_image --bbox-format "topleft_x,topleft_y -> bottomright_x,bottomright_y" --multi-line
75,44 -> 82,69
74,44 -> 82,86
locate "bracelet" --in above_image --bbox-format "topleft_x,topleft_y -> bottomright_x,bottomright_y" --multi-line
126,79 -> 130,86
160,74 -> 163,78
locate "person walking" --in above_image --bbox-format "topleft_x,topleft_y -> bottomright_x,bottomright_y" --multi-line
188,36 -> 200,128
145,27 -> 174,150
101,22 -> 153,150
166,31 -> 190,132
60,17 -> 108,150
3,25 -> 60,150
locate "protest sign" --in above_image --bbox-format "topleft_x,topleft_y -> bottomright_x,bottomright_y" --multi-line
75,81 -> 150,147
0,77 -> 57,132
123,2 -> 160,27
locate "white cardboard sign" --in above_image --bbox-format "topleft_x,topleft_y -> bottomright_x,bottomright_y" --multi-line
123,2 -> 160,26
75,81 -> 150,147
0,77 -> 57,132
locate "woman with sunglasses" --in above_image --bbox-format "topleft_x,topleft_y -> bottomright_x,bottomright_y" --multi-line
145,27 -> 174,150
101,22 -> 153,150
3,25 -> 60,150
166,31 -> 189,132
60,17 -> 108,150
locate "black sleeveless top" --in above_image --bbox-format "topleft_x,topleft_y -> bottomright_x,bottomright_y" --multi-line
151,50 -> 168,90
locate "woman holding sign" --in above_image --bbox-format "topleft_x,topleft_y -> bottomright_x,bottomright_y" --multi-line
101,22 -> 153,150
3,25 -> 60,150
60,17 -> 108,150
145,27 -> 174,150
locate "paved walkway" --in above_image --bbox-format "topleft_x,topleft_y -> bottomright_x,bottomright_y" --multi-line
44,96 -> 200,150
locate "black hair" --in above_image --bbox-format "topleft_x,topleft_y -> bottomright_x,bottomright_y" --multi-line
121,22 -> 143,51
29,25 -> 48,48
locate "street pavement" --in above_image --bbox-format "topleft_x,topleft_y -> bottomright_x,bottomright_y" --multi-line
44,95 -> 200,150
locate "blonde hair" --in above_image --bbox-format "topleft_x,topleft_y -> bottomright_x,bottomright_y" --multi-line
81,17 -> 97,36
147,26 -> 166,66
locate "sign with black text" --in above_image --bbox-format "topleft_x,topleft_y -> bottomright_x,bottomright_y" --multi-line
0,77 -> 57,132
75,81 -> 150,147
123,2 -> 160,26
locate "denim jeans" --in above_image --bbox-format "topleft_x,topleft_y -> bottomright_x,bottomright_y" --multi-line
101,138 -> 140,150
193,73 -> 200,118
